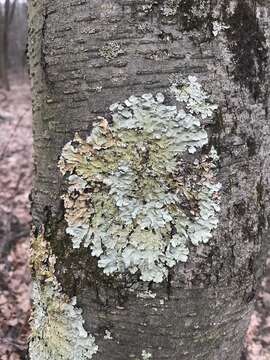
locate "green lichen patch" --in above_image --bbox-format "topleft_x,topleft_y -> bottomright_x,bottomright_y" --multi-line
29,232 -> 98,360
59,76 -> 221,283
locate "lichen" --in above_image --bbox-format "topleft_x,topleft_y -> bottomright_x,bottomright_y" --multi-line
59,76 -> 221,283
104,330 -> 113,340
142,350 -> 152,360
29,232 -> 98,360
212,21 -> 229,37
99,41 -> 123,62
137,290 -> 156,299
142,4 -> 153,14
161,0 -> 179,16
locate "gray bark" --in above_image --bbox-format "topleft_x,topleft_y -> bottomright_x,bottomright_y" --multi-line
28,0 -> 270,359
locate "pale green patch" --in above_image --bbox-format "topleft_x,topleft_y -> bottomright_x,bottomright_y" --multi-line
29,233 -> 98,360
170,75 -> 218,119
59,76 -> 221,283
29,283 -> 98,360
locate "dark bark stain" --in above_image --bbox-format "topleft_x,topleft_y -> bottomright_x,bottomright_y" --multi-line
208,109 -> 225,157
233,201 -> 246,218
176,0 -> 213,33
224,1 -> 268,100
246,136 -> 257,156
129,0 -> 214,40
43,207 -> 136,305
256,179 -> 266,239
40,7 -> 49,82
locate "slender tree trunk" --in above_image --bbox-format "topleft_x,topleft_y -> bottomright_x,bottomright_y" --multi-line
28,1 -> 270,359
2,0 -> 10,90
1,0 -> 16,90
0,4 -> 4,84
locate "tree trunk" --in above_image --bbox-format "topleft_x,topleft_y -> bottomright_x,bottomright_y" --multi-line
2,0 -> 10,90
0,0 -> 16,90
0,4 -> 4,84
28,1 -> 270,359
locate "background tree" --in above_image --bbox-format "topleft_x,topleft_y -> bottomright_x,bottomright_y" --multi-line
28,1 -> 270,359
0,0 -> 28,90
0,0 -> 17,90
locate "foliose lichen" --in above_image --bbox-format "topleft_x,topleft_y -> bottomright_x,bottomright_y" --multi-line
29,232 -> 98,360
59,76 -> 221,283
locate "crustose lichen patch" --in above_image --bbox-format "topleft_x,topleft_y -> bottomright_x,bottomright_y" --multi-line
59,76 -> 221,283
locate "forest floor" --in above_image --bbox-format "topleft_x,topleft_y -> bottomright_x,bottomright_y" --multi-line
0,76 -> 32,360
0,76 -> 269,359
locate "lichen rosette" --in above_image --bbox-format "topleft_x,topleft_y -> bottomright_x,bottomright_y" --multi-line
59,76 -> 221,283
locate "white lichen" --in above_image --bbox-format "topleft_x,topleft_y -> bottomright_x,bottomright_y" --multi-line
142,350 -> 152,360
162,0 -> 179,16
99,41 -> 123,61
59,76 -> 221,283
104,329 -> 113,340
212,21 -> 229,37
29,233 -> 98,360
142,4 -> 153,13
137,290 -> 157,299
170,75 -> 218,119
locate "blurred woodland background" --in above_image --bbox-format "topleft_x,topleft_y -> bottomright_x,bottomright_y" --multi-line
0,1 -> 270,359
0,0 -> 28,90
0,1 -> 31,359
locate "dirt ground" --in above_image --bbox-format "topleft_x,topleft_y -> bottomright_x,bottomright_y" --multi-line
0,76 -> 270,359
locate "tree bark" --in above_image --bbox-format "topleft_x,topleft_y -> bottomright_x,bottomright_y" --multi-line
28,1 -> 270,359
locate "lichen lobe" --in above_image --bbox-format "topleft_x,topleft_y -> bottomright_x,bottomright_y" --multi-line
59,76 -> 221,283
29,232 -> 98,360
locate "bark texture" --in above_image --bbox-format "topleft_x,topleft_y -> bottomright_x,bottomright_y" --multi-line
28,0 -> 270,359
